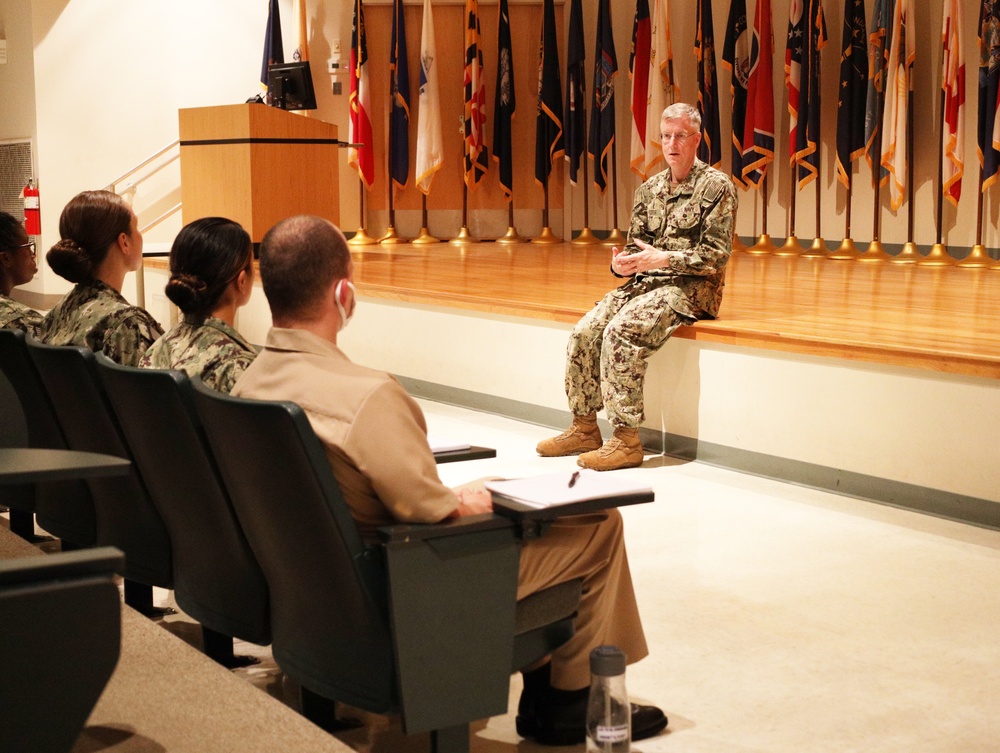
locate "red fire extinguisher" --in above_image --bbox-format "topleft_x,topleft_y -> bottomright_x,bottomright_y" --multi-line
24,179 -> 41,236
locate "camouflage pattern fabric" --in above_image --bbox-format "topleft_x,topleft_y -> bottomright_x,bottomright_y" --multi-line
141,315 -> 258,394
565,158 -> 737,428
40,279 -> 163,367
0,294 -> 43,337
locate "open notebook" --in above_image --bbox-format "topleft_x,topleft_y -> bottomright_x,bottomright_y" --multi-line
486,470 -> 653,513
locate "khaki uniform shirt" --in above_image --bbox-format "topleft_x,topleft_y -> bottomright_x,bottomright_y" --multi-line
0,294 -> 43,337
624,158 -> 738,319
233,327 -> 458,541
141,315 -> 258,394
40,279 -> 163,366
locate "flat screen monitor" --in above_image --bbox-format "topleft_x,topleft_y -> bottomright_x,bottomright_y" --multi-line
267,61 -> 317,111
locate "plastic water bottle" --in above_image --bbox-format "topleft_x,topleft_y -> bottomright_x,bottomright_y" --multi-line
586,645 -> 630,752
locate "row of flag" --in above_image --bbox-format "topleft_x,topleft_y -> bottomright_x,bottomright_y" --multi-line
332,0 -> 1000,213
346,0 -> 627,199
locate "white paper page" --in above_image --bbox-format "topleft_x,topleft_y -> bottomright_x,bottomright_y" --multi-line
485,470 -> 653,509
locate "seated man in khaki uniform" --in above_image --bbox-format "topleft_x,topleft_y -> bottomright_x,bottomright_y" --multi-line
233,215 -> 667,746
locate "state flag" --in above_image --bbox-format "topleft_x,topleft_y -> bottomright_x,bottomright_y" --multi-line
565,0 -> 587,185
879,0 -> 913,210
348,0 -> 374,187
589,0 -> 618,194
464,0 -> 490,190
742,0 -> 775,187
941,0 -> 964,205
722,0 -> 750,187
389,0 -> 411,190
416,0 -> 443,194
629,0 -> 652,178
494,0 -> 516,199
835,0 -> 868,189
645,0 -> 679,177
696,0 -> 723,168
260,0 -> 284,89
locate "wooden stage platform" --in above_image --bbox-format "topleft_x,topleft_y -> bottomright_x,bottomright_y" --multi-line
351,242 -> 1000,381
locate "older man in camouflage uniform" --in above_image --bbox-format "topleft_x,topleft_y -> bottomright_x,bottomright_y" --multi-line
538,103 -> 737,471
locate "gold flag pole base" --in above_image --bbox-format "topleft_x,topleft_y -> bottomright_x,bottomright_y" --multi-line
495,226 -> 526,245
889,241 -> 922,264
858,240 -> 892,262
531,226 -> 562,244
828,238 -> 862,260
603,228 -> 627,246
731,234 -> 747,252
571,227 -> 601,245
449,226 -> 478,245
956,244 -> 993,268
348,228 -> 379,246
379,226 -> 407,245
917,243 -> 955,266
801,237 -> 829,257
746,233 -> 776,254
774,234 -> 805,256
411,227 -> 440,245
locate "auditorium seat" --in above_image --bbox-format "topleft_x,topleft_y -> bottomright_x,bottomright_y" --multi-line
0,330 -> 96,547
96,356 -> 271,666
26,338 -> 173,615
191,380 -> 581,753
0,546 -> 123,753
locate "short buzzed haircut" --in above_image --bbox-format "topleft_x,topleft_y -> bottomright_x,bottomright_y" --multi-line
258,216 -> 351,322
662,103 -> 701,132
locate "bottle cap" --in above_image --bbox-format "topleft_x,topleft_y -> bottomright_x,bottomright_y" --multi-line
590,644 -> 626,676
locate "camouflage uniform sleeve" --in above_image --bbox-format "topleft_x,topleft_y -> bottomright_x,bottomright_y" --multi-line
660,172 -> 738,278
103,308 -> 165,367
204,350 -> 257,394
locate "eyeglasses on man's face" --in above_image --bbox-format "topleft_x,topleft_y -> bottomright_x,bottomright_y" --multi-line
14,241 -> 37,259
660,132 -> 696,144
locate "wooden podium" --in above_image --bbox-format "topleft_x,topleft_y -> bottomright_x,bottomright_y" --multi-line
178,104 -> 340,243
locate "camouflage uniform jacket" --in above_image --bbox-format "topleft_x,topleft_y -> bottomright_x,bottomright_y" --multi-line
40,279 -> 163,367
622,158 -> 737,320
141,314 -> 258,394
0,293 -> 43,337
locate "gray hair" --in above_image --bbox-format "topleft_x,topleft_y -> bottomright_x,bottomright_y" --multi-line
661,103 -> 701,132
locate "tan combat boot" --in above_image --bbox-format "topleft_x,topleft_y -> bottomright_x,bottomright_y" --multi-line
536,414 -> 603,457
577,426 -> 644,471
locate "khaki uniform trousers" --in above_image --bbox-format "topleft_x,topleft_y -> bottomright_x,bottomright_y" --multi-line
517,508 -> 648,690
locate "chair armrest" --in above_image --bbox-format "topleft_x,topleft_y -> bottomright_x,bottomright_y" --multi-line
376,512 -> 513,544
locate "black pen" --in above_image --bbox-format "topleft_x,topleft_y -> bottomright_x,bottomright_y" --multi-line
568,471 -> 580,488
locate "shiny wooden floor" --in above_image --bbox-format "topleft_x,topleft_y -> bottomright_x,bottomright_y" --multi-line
350,241 -> 1000,380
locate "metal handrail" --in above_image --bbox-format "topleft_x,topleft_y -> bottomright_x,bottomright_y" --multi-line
140,203 -> 182,236
104,140 -> 180,193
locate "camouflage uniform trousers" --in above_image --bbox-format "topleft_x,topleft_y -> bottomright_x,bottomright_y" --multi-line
565,277 -> 690,429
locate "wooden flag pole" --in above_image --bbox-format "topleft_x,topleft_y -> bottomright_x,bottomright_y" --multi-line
604,141 -> 626,245
348,177 -> 378,246
776,169 -> 804,255
380,182 -> 404,244
533,180 -> 560,243
451,184 -> 476,244
892,95 -> 921,263
829,167 -> 861,259
747,174 -> 776,253
953,170 -> 991,267
496,200 -> 524,244
572,140 -> 599,244
412,194 -> 440,244
922,86 -> 957,266
860,126 -> 891,261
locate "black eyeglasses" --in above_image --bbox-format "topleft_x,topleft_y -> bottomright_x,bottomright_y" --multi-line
14,241 -> 36,259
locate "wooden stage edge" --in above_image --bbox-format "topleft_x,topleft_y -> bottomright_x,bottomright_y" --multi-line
348,241 -> 1000,382
147,241 -> 1000,381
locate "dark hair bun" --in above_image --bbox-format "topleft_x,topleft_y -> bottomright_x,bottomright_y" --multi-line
165,272 -> 209,312
46,238 -> 94,283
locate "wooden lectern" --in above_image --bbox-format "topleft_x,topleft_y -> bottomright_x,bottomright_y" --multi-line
178,104 -> 340,243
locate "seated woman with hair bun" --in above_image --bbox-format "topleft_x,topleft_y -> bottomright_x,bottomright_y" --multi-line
0,210 -> 43,336
141,217 -> 257,393
41,190 -> 163,365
